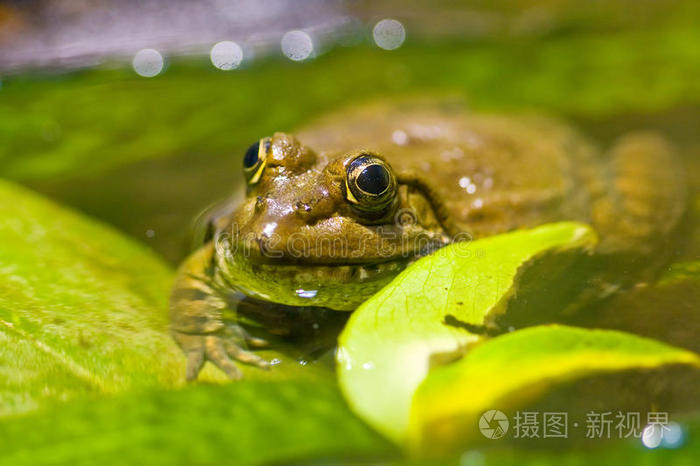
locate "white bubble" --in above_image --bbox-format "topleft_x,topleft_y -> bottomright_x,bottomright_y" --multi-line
642,424 -> 663,449
373,19 -> 406,50
392,129 -> 408,145
281,30 -> 314,61
295,289 -> 318,298
660,422 -> 685,448
132,49 -> 164,78
210,41 -> 244,70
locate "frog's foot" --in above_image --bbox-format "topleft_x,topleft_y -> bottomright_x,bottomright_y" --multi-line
172,326 -> 271,381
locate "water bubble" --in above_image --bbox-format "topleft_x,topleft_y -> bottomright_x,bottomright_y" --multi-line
660,422 -> 685,448
210,41 -> 243,70
132,49 -> 164,77
373,19 -> 406,50
281,30 -> 314,61
392,129 -> 408,145
295,289 -> 318,298
642,424 -> 663,449
459,176 -> 477,194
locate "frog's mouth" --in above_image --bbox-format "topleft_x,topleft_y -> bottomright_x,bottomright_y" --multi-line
215,238 -> 423,311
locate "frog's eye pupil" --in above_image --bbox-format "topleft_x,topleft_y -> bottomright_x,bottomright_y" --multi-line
243,142 -> 259,169
346,154 -> 397,214
357,164 -> 390,195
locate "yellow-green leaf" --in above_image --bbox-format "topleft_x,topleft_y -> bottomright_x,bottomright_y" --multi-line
410,325 -> 700,453
336,222 -> 597,444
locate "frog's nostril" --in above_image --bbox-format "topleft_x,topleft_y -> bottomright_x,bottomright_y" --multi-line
255,196 -> 265,211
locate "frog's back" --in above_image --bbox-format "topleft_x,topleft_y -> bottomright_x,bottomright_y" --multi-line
298,100 -> 686,257
298,100 -> 599,237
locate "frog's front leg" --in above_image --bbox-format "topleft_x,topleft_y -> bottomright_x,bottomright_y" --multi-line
170,243 -> 269,381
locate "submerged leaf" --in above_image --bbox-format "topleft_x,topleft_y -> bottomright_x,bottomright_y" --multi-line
569,259 -> 700,354
336,222 -> 597,444
410,325 -> 700,453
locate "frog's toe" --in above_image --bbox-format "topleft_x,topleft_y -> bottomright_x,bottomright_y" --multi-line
223,339 -> 271,369
185,347 -> 206,381
173,328 -> 271,380
171,331 -> 206,381
227,324 -> 269,348
205,335 -> 244,380
243,333 -> 269,349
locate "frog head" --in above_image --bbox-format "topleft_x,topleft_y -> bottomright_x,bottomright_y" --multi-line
214,133 -> 464,310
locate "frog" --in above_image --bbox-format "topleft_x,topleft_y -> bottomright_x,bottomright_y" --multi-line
170,100 -> 686,381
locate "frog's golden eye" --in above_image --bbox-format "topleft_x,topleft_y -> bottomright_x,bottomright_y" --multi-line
243,138 -> 270,184
345,154 -> 397,212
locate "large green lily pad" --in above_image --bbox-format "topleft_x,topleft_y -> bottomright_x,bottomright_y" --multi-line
0,179 -> 186,415
336,222 -> 597,444
410,325 -> 700,454
0,380 -> 394,466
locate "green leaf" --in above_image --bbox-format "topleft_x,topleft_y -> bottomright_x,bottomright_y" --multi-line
336,222 -> 597,444
0,179 -> 188,415
0,380 -> 395,466
410,325 -> 700,454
